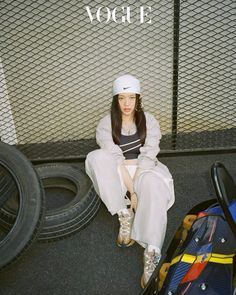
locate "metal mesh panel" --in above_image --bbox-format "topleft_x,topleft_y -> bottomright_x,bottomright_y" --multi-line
0,0 -> 173,159
176,0 -> 236,150
0,0 -> 235,160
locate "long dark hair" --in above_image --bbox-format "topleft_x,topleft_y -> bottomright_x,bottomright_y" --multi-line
111,94 -> 146,145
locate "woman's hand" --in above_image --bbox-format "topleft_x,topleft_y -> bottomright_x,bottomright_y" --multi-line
130,192 -> 138,212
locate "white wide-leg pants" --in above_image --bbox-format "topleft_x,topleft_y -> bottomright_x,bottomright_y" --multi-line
85,149 -> 175,250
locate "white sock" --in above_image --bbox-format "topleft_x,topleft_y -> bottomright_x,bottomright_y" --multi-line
147,245 -> 161,255
118,208 -> 130,216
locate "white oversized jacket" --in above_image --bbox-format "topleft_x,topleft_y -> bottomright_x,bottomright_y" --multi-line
96,112 -> 161,169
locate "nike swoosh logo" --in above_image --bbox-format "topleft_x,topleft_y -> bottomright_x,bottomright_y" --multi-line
123,87 -> 130,90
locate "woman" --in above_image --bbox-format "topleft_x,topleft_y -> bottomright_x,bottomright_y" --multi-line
85,74 -> 175,288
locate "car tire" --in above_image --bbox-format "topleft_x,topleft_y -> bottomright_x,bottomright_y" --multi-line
0,163 -> 101,242
0,142 -> 45,269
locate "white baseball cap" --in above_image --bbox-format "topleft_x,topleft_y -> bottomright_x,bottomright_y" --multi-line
113,74 -> 140,96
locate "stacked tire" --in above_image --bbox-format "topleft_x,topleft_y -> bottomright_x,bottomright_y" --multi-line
0,142 -> 100,269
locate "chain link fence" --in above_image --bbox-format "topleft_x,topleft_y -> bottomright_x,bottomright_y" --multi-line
0,0 -> 235,161
176,0 -> 236,151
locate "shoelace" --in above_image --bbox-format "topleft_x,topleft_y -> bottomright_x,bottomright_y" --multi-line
144,250 -> 161,274
118,214 -> 133,238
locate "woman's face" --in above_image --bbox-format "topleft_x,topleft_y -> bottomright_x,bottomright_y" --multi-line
118,92 -> 136,117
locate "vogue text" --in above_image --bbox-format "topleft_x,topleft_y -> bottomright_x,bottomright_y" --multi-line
85,6 -> 152,24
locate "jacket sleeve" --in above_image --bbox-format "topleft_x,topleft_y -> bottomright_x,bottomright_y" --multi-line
96,115 -> 125,165
138,113 -> 162,169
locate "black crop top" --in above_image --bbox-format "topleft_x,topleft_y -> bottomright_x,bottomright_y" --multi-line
119,132 -> 142,160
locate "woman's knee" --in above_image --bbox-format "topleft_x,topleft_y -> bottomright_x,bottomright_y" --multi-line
86,149 -> 114,168
137,172 -> 168,194
139,172 -> 157,187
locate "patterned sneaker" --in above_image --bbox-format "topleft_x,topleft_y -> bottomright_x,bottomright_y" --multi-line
116,211 -> 135,247
141,249 -> 161,288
